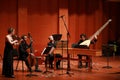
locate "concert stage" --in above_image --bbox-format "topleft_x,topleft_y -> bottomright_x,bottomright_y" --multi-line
0,56 -> 120,80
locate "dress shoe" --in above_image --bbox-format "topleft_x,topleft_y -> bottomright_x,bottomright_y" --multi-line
85,65 -> 88,68
35,69 -> 42,72
85,63 -> 88,68
5,75 -> 15,78
78,65 -> 82,68
11,75 -> 15,78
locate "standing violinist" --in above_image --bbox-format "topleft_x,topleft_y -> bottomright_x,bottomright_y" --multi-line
2,27 -> 18,78
18,35 -> 42,72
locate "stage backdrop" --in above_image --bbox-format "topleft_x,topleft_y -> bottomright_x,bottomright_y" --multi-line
0,0 -> 120,56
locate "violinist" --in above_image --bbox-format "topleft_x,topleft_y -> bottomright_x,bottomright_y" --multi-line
18,35 -> 42,72
2,27 -> 18,78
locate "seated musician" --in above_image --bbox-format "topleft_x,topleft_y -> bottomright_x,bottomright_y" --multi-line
72,33 -> 97,68
45,35 -> 62,69
18,35 -> 42,72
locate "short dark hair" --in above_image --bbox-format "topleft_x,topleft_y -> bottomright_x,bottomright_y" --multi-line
21,35 -> 27,40
80,33 -> 86,38
8,27 -> 14,34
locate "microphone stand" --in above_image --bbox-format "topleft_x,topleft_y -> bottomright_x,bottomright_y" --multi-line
60,16 -> 73,76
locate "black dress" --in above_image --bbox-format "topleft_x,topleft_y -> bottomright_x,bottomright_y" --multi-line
2,40 -> 14,77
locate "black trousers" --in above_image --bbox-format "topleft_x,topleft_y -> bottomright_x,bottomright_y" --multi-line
19,57 -> 40,71
19,57 -> 32,72
78,54 -> 88,67
45,54 -> 62,69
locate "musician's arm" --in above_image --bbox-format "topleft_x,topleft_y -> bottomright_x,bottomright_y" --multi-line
6,35 -> 18,45
77,40 -> 83,44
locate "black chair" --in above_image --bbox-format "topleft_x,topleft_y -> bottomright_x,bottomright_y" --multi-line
13,49 -> 25,72
14,58 -> 25,72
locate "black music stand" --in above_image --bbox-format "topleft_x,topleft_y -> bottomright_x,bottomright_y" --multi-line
102,45 -> 112,69
42,46 -> 54,74
52,34 -> 62,41
57,40 -> 67,75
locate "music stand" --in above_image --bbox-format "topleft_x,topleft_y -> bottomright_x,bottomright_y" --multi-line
56,40 -> 67,75
52,34 -> 62,41
102,45 -> 112,69
42,46 -> 53,74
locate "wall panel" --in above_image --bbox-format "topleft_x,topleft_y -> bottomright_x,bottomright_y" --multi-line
0,0 -> 120,55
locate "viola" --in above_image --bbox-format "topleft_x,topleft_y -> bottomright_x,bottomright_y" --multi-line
12,35 -> 21,49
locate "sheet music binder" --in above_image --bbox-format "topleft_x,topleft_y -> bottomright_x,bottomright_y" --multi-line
41,46 -> 52,55
52,34 -> 62,41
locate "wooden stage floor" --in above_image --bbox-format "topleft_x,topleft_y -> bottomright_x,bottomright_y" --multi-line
0,56 -> 120,80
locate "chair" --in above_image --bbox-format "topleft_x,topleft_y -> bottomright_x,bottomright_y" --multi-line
13,49 -> 25,72
15,58 -> 25,72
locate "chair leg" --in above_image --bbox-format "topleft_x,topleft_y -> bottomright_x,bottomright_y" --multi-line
0,54 -> 2,60
15,60 -> 20,71
15,60 -> 24,72
22,61 -> 24,72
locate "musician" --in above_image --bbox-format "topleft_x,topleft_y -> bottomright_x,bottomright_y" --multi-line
18,35 -> 42,72
2,27 -> 18,78
45,35 -> 62,69
73,33 -> 97,68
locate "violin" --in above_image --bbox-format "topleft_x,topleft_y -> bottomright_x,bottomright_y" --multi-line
12,35 -> 21,49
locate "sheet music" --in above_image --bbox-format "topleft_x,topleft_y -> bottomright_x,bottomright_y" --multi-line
41,47 -> 46,55
41,46 -> 54,55
49,47 -> 55,54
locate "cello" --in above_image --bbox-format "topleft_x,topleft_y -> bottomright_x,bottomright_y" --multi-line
27,33 -> 36,67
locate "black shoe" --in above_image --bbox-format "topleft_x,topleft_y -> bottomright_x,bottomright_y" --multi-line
50,64 -> 54,69
78,65 -> 82,68
11,75 -> 15,78
56,64 -> 60,69
85,63 -> 88,68
49,65 -> 53,69
78,64 -> 82,68
5,75 -> 15,78
28,69 -> 33,72
35,69 -> 42,72
56,66 -> 59,69
78,62 -> 82,68
85,66 -> 88,68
